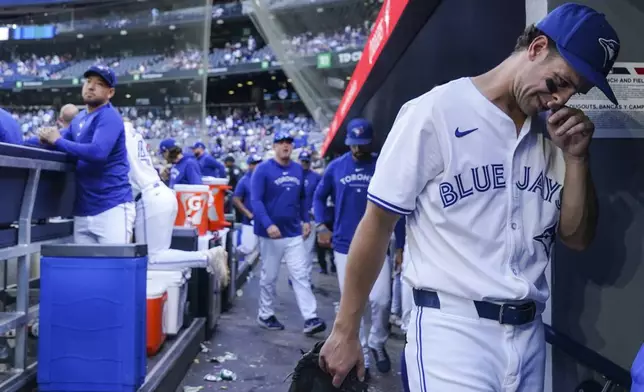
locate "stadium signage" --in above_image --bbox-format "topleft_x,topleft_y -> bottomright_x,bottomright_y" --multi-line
337,51 -> 362,65
140,73 -> 164,80
321,0 -> 411,156
5,49 -> 364,90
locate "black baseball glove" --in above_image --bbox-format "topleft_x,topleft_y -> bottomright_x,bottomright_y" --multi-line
287,340 -> 368,392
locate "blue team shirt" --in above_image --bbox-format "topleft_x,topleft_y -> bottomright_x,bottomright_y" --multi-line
251,158 -> 308,238
53,102 -> 132,216
233,173 -> 253,225
196,154 -> 226,178
0,108 -> 22,145
302,169 -> 321,220
313,152 -> 376,254
169,156 -> 202,188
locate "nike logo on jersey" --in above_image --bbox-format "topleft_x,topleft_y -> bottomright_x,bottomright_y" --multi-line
454,127 -> 478,138
439,164 -> 562,208
355,168 -> 364,172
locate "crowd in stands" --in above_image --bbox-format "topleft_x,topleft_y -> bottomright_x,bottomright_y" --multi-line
13,105 -> 325,167
0,24 -> 366,83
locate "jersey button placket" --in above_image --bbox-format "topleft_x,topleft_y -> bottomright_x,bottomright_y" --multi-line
508,148 -> 523,277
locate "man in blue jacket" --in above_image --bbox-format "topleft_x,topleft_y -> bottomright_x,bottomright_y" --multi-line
192,142 -> 226,178
159,138 -> 203,188
250,131 -> 326,336
300,150 -> 321,282
313,118 -> 391,377
38,65 -> 134,244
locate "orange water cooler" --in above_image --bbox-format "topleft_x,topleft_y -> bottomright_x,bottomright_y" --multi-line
146,280 -> 167,356
202,177 -> 232,232
173,184 -> 210,236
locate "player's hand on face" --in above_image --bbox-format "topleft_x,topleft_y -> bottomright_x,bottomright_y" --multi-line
302,222 -> 311,239
319,329 -> 365,387
546,103 -> 595,160
266,224 -> 281,239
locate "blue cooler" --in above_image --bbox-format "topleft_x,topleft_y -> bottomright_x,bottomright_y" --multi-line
38,244 -> 147,392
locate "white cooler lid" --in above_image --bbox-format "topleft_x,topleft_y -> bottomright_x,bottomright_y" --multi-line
148,269 -> 189,285
174,184 -> 210,192
202,176 -> 229,186
146,280 -> 167,298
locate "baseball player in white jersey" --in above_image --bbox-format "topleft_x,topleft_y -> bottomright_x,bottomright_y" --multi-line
123,120 -> 229,284
319,4 -> 619,391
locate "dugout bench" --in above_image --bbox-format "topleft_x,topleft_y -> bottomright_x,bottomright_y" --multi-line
0,142 -> 251,392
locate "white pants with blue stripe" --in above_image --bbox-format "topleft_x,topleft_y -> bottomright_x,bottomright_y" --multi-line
405,291 -> 545,392
135,183 -> 208,269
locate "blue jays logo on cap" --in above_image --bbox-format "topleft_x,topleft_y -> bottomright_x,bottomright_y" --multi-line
247,154 -> 263,165
83,64 -> 117,88
345,118 -> 373,146
274,131 -> 293,143
159,138 -> 177,153
299,150 -> 311,161
536,3 -> 621,105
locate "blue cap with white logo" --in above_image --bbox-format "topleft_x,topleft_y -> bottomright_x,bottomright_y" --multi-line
247,154 -> 263,165
537,3 -> 620,105
159,138 -> 177,153
192,142 -> 206,150
83,64 -> 117,88
299,150 -> 312,161
274,131 -> 294,143
345,118 -> 373,146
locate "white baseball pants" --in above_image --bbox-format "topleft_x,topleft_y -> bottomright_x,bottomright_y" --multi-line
135,183 -> 208,269
302,228 -> 316,281
258,236 -> 317,321
74,202 -> 135,244
404,291 -> 545,392
237,224 -> 258,255
334,251 -> 391,368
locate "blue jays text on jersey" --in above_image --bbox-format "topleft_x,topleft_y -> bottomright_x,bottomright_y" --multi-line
250,159 -> 309,238
233,173 -> 254,225
169,156 -> 202,188
313,152 -> 376,254
53,102 -> 132,216
438,163 -> 563,209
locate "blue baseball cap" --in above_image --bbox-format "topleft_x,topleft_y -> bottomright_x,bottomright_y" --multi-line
247,154 -> 263,165
192,142 -> 206,150
299,150 -> 312,161
159,138 -> 177,153
345,118 -> 373,146
537,3 -> 620,105
274,131 -> 294,143
83,64 -> 117,88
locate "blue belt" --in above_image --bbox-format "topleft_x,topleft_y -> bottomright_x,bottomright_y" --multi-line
135,182 -> 160,202
412,289 -> 537,326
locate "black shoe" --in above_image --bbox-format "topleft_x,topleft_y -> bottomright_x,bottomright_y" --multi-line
370,346 -> 391,373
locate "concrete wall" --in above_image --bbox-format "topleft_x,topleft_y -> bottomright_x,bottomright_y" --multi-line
542,0 -> 644,390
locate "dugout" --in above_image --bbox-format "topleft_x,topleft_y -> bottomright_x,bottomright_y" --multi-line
321,0 -> 644,391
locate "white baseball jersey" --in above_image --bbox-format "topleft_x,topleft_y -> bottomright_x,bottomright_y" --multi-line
124,123 -> 161,195
367,77 -> 566,304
